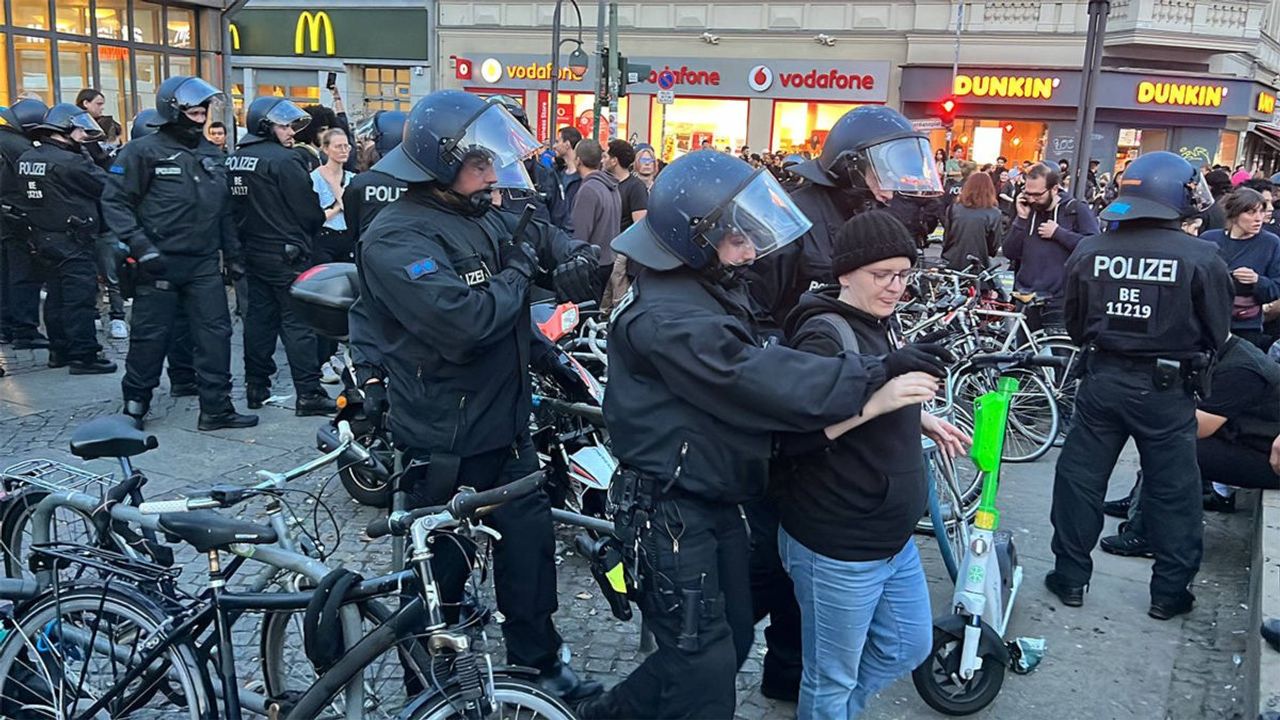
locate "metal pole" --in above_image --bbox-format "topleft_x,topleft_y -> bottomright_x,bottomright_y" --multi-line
660,102 -> 667,160
592,0 -> 606,140
220,0 -> 249,150
1072,0 -> 1110,200
549,0 -> 564,146
946,1 -> 963,154
607,2 -> 618,142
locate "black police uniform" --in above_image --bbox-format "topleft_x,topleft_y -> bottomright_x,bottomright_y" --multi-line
13,139 -> 107,363
341,168 -> 406,246
0,121 -> 41,344
600,267 -> 884,719
1052,221 -> 1232,605
356,185 -> 591,672
227,138 -> 327,399
102,127 -> 241,414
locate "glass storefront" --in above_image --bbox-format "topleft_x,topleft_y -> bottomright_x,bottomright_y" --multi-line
771,101 -> 861,155
556,92 -> 628,144
925,120 -> 1048,166
649,97 -> 747,161
363,66 -> 412,113
3,0 -> 202,139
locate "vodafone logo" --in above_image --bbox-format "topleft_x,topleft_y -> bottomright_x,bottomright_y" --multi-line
480,58 -> 503,83
749,65 -> 773,92
454,56 -> 473,81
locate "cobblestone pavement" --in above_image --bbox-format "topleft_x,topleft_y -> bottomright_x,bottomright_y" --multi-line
0,315 -> 1256,719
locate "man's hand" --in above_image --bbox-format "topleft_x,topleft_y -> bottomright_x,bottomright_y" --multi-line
224,257 -> 245,282
921,411 -> 972,459
137,250 -> 166,277
864,372 -> 939,417
1037,219 -> 1059,239
1232,267 -> 1260,285
362,381 -> 388,430
1270,433 -> 1280,475
501,241 -> 540,279
554,247 -> 601,303
1016,194 -> 1031,219
882,342 -> 955,379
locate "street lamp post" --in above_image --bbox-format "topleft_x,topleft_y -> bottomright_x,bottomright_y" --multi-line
548,0 -> 586,146
1071,0 -> 1111,200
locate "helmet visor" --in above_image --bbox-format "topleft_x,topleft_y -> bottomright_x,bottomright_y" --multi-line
353,113 -> 379,141
455,104 -> 541,178
493,158 -> 534,190
1189,172 -> 1214,213
266,101 -> 312,132
715,169 -> 812,260
173,78 -> 224,110
69,110 -> 105,140
863,136 -> 942,197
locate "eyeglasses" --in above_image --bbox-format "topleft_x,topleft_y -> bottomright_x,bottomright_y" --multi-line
860,268 -> 917,288
1022,188 -> 1052,198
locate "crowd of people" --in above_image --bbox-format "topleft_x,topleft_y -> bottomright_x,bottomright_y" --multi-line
0,75 -> 1278,720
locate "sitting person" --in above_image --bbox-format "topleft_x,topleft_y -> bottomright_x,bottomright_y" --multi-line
774,210 -> 968,719
1102,332 -> 1280,556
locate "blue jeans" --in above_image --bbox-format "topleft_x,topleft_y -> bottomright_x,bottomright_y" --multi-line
779,528 -> 933,720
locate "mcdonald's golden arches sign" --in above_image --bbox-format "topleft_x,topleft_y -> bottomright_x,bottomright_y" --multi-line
227,8 -> 429,61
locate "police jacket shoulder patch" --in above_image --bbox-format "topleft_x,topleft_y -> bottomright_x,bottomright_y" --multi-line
405,257 -> 439,279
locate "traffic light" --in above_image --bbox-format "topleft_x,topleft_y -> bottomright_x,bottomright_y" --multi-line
616,56 -> 651,98
939,96 -> 958,127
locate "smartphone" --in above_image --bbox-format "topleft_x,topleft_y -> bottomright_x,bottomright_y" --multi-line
325,72 -> 338,90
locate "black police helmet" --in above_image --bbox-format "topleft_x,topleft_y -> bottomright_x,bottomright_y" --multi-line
372,110 -> 407,157
613,150 -> 812,271
487,94 -> 531,131
10,99 -> 50,133
792,106 -> 939,196
0,106 -> 20,133
130,109 -> 162,140
241,97 -> 311,146
1099,151 -> 1213,222
155,75 -> 222,125
36,103 -> 104,140
374,89 -> 540,186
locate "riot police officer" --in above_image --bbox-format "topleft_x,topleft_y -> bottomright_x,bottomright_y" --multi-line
0,98 -> 49,349
13,104 -> 115,374
342,110 -> 408,245
577,150 -> 951,719
744,104 -> 942,702
353,90 -> 601,701
228,97 -> 334,417
103,76 -> 256,430
1048,151 -> 1233,620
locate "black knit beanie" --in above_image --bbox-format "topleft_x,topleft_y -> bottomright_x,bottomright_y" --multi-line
831,210 -> 918,277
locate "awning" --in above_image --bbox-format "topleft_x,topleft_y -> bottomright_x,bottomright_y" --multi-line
1248,123 -> 1280,153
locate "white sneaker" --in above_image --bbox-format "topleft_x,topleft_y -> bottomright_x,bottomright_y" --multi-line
109,319 -> 129,339
320,361 -> 341,384
94,318 -> 103,331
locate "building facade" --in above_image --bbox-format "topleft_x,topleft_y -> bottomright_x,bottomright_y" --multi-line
0,0 -> 224,135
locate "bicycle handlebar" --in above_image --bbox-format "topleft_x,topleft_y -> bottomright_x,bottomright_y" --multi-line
532,395 -> 605,426
968,351 -> 1069,370
365,469 -> 546,539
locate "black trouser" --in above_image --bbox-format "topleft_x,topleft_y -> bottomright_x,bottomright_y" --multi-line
243,274 -> 322,396
744,497 -> 803,695
1,237 -> 44,341
34,234 -> 100,361
122,259 -> 234,414
165,301 -> 196,387
605,493 -> 752,719
93,236 -> 125,321
1050,355 -> 1202,603
310,232 -> 350,368
399,435 -> 562,671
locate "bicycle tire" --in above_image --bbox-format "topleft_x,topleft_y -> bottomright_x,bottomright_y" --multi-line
0,583 -> 214,720
951,367 -> 1060,463
0,489 -> 99,580
403,676 -> 575,720
339,434 -> 393,508
916,443 -> 981,536
1019,335 -> 1080,442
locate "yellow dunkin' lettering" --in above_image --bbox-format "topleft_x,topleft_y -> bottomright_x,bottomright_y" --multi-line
295,11 -> 335,56
953,74 -> 1057,100
1136,81 -> 1225,108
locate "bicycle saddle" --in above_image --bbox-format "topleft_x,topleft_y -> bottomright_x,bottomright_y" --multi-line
69,415 -> 159,460
157,510 -> 279,553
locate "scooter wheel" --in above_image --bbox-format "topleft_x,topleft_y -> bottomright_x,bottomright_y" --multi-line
911,626 -> 1006,716
339,434 -> 393,508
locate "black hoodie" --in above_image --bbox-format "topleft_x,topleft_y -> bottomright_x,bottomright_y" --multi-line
776,287 -> 926,562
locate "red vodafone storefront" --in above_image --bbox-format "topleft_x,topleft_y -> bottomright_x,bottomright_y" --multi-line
450,53 -> 890,159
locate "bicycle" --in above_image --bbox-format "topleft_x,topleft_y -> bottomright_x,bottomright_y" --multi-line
0,470 -> 573,720
912,351 -> 1066,716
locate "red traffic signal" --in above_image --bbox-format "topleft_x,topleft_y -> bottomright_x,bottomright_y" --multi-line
939,96 -> 958,127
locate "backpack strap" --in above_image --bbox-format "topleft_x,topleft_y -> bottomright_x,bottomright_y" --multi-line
811,312 -> 860,354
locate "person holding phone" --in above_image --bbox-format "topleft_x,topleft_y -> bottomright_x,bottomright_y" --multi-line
310,127 -> 354,383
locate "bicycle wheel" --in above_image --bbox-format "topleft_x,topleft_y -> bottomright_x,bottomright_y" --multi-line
404,676 -> 575,720
0,489 -> 99,580
0,583 -> 213,719
952,367 -> 1060,463
916,445 -> 980,534
1020,336 -> 1081,444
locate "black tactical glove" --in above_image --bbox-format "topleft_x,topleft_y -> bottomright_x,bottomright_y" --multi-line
502,241 -> 540,279
361,381 -> 388,430
554,247 -> 601,303
225,257 -> 246,282
137,250 -> 167,278
882,343 -> 955,379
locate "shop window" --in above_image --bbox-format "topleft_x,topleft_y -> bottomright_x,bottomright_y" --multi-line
15,35 -> 53,103
12,0 -> 51,31
167,7 -> 195,49
95,0 -> 127,41
230,83 -> 245,128
98,44 -> 133,124
57,41 -> 95,104
554,92 -> 627,145
136,51 -> 162,114
771,101 -> 861,155
256,84 -> 319,105
929,120 -> 1047,168
55,0 -> 91,36
0,1 -> 7,25
362,66 -> 412,112
169,55 -> 194,79
649,97 -> 746,161
1216,132 -> 1240,168
133,1 -> 162,45
0,36 -> 9,107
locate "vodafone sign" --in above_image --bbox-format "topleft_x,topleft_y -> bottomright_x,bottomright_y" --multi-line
749,65 -> 773,92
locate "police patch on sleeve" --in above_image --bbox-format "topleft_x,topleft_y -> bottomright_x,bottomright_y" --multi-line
404,257 -> 439,279
108,164 -> 125,175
